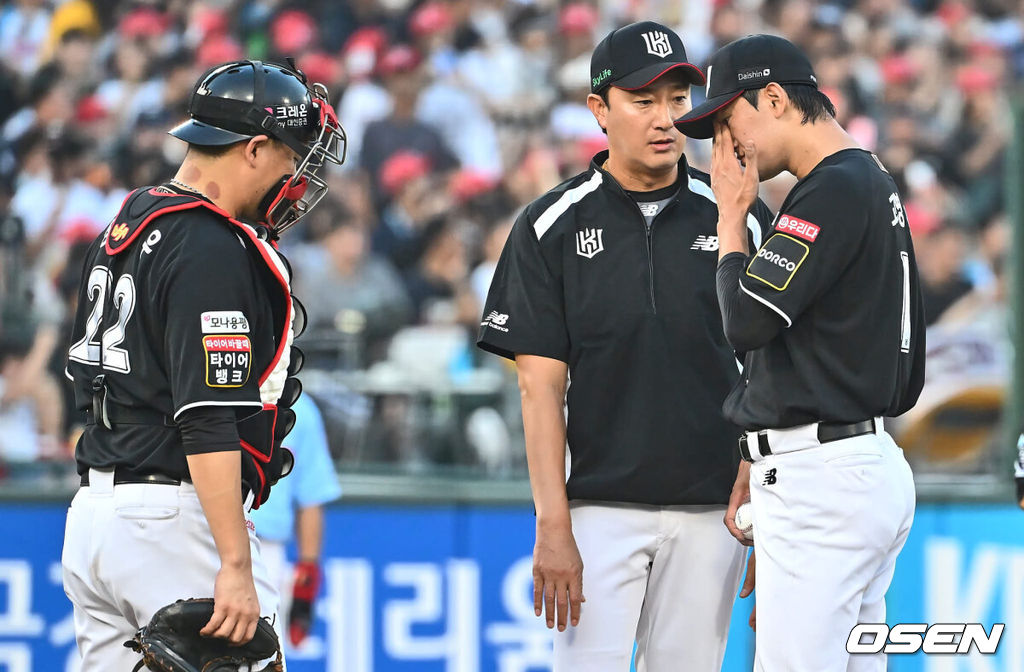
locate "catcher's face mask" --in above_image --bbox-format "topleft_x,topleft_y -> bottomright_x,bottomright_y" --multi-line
258,84 -> 347,236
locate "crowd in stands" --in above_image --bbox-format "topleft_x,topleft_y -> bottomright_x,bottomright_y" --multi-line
0,0 -> 1017,480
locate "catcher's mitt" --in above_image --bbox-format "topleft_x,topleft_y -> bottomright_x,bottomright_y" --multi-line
124,598 -> 283,672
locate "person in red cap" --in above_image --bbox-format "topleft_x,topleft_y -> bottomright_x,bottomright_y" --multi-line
360,45 -> 458,209
478,21 -> 774,671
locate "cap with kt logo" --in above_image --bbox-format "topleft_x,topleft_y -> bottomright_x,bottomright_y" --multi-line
590,21 -> 704,94
674,34 -> 819,139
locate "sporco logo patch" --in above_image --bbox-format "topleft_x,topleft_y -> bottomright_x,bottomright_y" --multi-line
847,623 -> 1004,655
756,246 -> 797,271
745,233 -> 809,291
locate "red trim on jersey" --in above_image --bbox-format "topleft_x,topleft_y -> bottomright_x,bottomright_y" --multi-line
226,223 -> 291,386
105,202 -> 204,254
265,402 -> 278,439
239,439 -> 267,497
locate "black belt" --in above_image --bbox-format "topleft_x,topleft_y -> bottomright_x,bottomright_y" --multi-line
738,419 -> 878,462
817,419 -> 877,443
80,468 -> 183,487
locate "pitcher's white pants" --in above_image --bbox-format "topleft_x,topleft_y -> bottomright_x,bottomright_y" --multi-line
554,502 -> 746,672
259,539 -> 292,647
748,426 -> 916,672
62,468 -> 285,671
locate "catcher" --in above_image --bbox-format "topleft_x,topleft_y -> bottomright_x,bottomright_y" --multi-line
61,60 -> 346,671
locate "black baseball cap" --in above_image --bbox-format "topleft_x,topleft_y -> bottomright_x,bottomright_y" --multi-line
674,34 -> 818,139
590,21 -> 704,94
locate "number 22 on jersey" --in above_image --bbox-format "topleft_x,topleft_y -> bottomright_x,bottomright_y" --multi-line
68,266 -> 137,373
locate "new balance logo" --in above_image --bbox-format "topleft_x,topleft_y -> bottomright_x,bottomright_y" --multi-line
691,235 -> 719,251
762,468 -> 777,486
639,203 -> 660,217
481,311 -> 510,332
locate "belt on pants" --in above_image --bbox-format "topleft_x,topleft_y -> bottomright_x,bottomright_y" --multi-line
79,468 -> 257,512
80,467 -> 182,487
738,418 -> 881,463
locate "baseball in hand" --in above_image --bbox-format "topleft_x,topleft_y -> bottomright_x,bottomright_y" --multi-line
734,502 -> 754,541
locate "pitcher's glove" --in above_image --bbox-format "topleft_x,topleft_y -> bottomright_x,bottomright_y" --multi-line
124,598 -> 283,672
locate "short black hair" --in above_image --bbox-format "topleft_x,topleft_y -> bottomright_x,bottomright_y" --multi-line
742,84 -> 835,125
187,136 -> 290,158
186,142 -> 244,158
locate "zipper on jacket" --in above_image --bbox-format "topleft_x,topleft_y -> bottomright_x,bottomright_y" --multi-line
645,221 -> 656,313
601,168 -> 680,315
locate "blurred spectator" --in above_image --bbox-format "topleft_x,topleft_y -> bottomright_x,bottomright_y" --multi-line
270,9 -> 318,58
2,64 -> 73,143
0,0 -> 52,77
557,3 -> 598,62
469,215 -> 512,308
291,197 -> 411,368
416,26 -> 503,178
337,27 -> 391,167
402,216 -> 476,325
0,326 -> 64,478
95,37 -> 164,128
374,150 -> 452,268
360,45 -> 459,205
51,28 -> 100,94
911,214 -> 973,326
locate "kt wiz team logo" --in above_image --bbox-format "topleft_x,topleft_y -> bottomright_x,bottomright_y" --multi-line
576,228 -> 604,259
642,31 -> 673,58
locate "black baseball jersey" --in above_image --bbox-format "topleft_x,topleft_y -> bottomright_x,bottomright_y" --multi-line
67,186 -> 292,482
478,152 -> 773,505
724,149 -> 926,429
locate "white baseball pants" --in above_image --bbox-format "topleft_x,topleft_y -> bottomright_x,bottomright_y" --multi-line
259,538 -> 293,647
554,501 -> 746,672
747,423 -> 916,672
62,468 -> 285,671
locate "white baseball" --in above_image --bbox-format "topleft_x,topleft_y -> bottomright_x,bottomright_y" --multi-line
734,502 -> 754,541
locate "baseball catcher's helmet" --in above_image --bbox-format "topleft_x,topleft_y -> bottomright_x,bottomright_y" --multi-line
169,60 -> 346,235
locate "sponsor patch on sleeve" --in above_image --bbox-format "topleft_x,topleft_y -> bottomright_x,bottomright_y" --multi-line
203,335 -> 252,388
201,310 -> 250,333
774,214 -> 820,242
746,234 -> 810,291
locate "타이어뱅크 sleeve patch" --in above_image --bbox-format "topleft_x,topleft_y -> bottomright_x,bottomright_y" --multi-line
745,234 -> 810,291
203,335 -> 252,388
